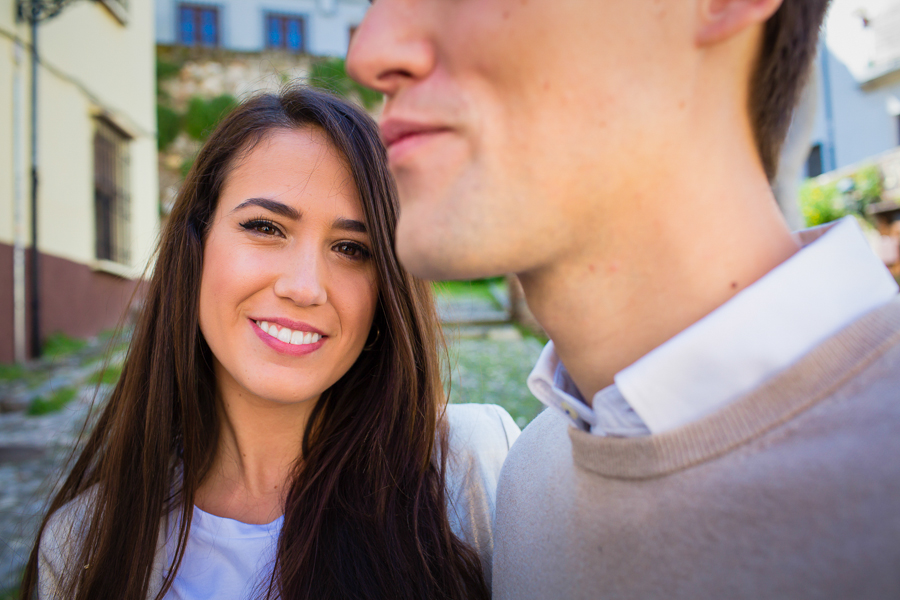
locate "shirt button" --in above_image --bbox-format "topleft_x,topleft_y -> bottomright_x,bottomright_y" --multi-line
560,401 -> 577,421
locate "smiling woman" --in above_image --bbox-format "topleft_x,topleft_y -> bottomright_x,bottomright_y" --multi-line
20,88 -> 517,600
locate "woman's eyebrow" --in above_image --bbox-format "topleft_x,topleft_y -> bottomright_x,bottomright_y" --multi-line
232,198 -> 300,219
333,217 -> 368,234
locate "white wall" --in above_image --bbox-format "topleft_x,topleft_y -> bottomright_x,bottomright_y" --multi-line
804,0 -> 900,175
810,47 -> 900,173
0,0 -> 159,276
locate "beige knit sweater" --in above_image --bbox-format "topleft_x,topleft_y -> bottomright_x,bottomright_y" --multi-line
493,296 -> 900,599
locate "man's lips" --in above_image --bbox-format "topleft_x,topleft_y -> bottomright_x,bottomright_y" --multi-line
379,118 -> 452,149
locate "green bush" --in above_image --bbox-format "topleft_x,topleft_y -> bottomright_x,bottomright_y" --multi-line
27,386 -> 77,416
180,154 -> 196,179
87,363 -> 122,385
0,362 -> 26,382
157,104 -> 180,151
42,332 -> 87,360
854,165 -> 883,213
800,165 -> 885,227
156,58 -> 181,82
0,584 -> 18,600
183,94 -> 238,141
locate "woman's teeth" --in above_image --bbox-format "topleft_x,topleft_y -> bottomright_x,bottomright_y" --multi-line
255,321 -> 321,345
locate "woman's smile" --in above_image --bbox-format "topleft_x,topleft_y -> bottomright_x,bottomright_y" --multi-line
251,318 -> 327,356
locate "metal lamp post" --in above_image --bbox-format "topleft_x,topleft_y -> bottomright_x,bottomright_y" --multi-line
16,0 -> 78,358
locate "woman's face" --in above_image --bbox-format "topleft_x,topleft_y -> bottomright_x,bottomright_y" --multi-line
198,127 -> 378,407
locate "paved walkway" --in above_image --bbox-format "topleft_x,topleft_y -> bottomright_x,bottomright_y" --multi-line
0,343 -> 119,592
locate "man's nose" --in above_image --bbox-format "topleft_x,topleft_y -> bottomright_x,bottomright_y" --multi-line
346,0 -> 435,97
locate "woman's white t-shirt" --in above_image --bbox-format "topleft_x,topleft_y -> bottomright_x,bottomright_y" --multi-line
163,506 -> 282,599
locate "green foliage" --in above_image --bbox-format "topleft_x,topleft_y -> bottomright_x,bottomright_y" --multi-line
156,58 -> 181,82
183,94 -> 239,141
87,363 -> 122,385
0,362 -> 26,382
157,104 -> 180,151
434,280 -> 497,303
854,165 -> 883,211
180,154 -> 196,179
800,165 -> 885,227
308,58 -> 382,110
27,386 -> 77,416
800,180 -> 845,226
156,58 -> 182,105
0,584 -> 18,600
446,336 -> 545,428
42,332 -> 87,360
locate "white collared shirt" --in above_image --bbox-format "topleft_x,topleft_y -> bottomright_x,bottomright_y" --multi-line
527,217 -> 900,436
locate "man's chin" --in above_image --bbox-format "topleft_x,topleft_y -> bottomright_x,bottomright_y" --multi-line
395,224 -> 507,282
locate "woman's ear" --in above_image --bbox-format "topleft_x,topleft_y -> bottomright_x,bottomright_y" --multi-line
696,0 -> 784,46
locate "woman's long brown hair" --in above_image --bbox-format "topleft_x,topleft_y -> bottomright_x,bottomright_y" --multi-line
20,87 -> 489,600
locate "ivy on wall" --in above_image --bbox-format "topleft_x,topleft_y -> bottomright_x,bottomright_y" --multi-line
157,58 -> 238,151
156,56 -> 380,154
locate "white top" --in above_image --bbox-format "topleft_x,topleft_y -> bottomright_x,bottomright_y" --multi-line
162,507 -> 281,600
528,216 -> 900,436
160,403 -> 520,599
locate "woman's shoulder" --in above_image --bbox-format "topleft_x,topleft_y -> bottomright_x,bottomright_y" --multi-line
38,486 -> 169,599
38,487 -> 100,598
441,404 -> 521,586
443,403 -> 520,498
444,403 -> 521,460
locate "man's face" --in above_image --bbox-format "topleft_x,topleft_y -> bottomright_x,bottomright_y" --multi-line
348,0 -> 695,280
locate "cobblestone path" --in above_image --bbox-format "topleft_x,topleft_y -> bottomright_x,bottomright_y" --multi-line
0,341 -> 121,593
0,388 -> 103,590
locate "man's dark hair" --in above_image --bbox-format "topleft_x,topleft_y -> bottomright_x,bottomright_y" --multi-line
751,0 -> 831,180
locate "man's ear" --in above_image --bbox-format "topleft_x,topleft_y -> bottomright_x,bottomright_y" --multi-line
696,0 -> 784,46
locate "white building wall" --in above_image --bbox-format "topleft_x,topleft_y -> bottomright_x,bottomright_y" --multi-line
804,0 -> 900,175
811,46 -> 900,173
0,0 -> 158,274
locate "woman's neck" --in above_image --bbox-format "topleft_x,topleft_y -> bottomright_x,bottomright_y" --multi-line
195,372 -> 318,525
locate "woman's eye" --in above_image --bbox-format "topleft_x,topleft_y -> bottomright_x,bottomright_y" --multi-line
240,219 -> 282,236
334,242 -> 371,260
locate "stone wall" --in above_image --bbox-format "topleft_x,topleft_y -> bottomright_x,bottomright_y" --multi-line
157,46 -> 318,216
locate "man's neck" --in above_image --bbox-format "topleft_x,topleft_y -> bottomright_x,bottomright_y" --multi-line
518,156 -> 798,403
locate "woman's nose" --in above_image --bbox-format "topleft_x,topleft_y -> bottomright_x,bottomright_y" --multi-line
346,0 -> 436,97
272,250 -> 328,307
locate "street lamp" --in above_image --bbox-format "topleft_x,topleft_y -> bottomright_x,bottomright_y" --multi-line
16,0 -> 79,357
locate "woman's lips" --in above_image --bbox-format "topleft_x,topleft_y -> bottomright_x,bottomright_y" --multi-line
250,319 -> 326,356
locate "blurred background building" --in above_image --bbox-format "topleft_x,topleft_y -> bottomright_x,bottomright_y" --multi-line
0,0 -> 158,364
804,0 -> 900,177
765,0 -> 900,277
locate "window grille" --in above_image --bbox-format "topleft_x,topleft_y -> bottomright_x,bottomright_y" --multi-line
266,14 -> 305,52
179,4 -> 219,46
94,119 -> 131,265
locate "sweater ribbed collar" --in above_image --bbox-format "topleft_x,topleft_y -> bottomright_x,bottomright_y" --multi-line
569,295 -> 900,479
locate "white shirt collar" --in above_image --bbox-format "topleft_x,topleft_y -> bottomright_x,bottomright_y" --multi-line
528,217 -> 899,435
